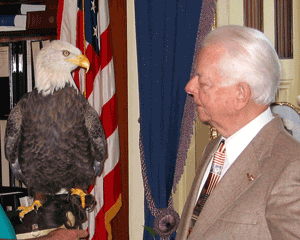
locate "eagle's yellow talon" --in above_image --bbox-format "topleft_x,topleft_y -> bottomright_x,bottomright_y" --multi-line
18,200 -> 42,218
71,188 -> 87,208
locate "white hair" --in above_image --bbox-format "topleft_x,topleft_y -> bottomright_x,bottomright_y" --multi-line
202,25 -> 281,105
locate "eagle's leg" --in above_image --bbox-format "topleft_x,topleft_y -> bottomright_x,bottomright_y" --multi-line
18,193 -> 46,218
18,201 -> 42,219
70,188 -> 87,209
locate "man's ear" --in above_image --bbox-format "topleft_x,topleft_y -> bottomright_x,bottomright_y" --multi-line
235,82 -> 251,111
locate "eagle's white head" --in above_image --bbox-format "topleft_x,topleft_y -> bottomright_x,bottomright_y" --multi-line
35,40 -> 90,96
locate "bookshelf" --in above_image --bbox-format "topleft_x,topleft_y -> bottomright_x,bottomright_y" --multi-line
0,29 -> 56,43
0,0 -> 58,42
0,1 -> 58,120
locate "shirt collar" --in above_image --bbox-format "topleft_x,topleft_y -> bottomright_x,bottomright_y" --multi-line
224,107 -> 274,165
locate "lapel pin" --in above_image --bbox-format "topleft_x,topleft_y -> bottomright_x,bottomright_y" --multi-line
247,173 -> 255,181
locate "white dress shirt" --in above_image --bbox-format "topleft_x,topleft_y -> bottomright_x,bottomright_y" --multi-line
196,107 -> 274,202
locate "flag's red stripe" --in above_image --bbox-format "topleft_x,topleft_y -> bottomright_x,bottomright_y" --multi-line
86,45 -> 101,98
92,162 -> 121,239
85,28 -> 113,99
103,162 -> 121,211
76,9 -> 85,54
92,206 -> 108,240
72,9 -> 86,91
87,182 -> 95,193
86,29 -> 112,98
99,28 -> 113,70
90,162 -> 121,239
56,0 -> 64,39
100,94 -> 118,139
88,157 -> 120,196
85,27 -> 113,99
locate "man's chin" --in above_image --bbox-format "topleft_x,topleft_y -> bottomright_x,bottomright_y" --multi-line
198,114 -> 211,125
201,121 -> 210,126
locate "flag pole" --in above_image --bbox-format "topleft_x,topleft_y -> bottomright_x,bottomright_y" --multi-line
82,0 -> 87,98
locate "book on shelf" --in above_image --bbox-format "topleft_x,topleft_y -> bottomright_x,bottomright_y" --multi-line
26,41 -> 32,93
0,44 -> 9,78
0,4 -> 50,32
0,10 -> 57,32
0,39 -> 52,119
0,26 -> 26,32
0,15 -> 26,28
0,4 -> 46,15
26,10 -> 57,30
31,40 -> 42,89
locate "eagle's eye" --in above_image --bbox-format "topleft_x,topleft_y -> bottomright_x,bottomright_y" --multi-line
62,50 -> 70,57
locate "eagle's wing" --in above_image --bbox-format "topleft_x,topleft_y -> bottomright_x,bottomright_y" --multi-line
85,104 -> 108,176
5,98 -> 26,183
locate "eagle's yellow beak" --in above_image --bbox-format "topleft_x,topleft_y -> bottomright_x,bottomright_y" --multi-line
66,54 -> 90,72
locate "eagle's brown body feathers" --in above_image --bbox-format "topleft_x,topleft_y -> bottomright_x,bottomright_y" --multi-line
5,84 -> 107,196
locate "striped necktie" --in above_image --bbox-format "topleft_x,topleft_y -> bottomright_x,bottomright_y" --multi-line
189,140 -> 226,234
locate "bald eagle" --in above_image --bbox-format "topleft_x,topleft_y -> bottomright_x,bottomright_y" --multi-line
5,40 -> 107,230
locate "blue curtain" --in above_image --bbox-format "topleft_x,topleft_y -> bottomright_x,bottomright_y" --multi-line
135,1 -> 202,239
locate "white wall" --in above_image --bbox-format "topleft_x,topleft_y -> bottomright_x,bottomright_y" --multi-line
127,0 -> 145,239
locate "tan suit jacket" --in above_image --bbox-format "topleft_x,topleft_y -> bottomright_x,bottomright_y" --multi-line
176,116 -> 300,239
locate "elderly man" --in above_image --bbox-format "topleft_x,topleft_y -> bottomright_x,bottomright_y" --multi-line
176,25 -> 300,239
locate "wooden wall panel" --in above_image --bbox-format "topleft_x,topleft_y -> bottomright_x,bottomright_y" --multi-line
275,0 -> 293,58
108,0 -> 129,239
244,0 -> 263,32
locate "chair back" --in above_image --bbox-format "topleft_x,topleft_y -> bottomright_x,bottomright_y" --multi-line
271,102 -> 300,142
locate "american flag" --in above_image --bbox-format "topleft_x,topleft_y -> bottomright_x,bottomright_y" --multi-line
57,0 -> 122,239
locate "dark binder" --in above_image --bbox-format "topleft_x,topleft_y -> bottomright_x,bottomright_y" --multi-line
17,41 -> 27,102
0,43 -> 10,119
11,41 -> 27,108
11,41 -> 18,108
0,76 -> 10,119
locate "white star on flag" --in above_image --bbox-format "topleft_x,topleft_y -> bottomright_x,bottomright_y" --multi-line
91,1 -> 96,13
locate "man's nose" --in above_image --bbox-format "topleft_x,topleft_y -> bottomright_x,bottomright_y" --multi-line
185,76 -> 197,96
